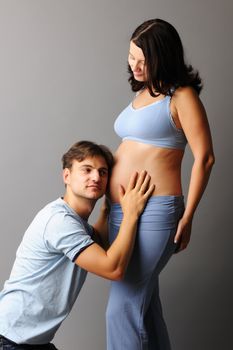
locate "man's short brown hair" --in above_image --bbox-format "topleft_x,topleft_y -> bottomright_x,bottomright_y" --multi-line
62,140 -> 114,172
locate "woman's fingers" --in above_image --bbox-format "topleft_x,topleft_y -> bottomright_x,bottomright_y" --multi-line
174,218 -> 192,253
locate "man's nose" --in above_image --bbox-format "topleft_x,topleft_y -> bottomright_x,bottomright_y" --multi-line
91,170 -> 100,182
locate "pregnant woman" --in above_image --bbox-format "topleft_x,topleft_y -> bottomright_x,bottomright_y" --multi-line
106,18 -> 214,349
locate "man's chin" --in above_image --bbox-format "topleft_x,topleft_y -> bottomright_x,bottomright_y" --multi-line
88,191 -> 105,200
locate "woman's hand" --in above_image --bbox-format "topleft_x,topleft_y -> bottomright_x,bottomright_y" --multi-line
119,170 -> 155,219
174,216 -> 193,253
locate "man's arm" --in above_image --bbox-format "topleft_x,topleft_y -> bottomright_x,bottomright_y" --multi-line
75,171 -> 154,281
92,197 -> 110,250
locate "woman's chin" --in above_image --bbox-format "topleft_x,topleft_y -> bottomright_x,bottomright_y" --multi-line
134,75 -> 145,82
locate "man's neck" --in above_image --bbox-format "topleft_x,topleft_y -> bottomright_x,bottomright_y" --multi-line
63,194 -> 96,221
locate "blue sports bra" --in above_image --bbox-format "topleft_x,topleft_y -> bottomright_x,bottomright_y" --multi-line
114,95 -> 187,150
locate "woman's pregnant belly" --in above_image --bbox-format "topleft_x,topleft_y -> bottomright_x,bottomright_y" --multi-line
109,140 -> 184,203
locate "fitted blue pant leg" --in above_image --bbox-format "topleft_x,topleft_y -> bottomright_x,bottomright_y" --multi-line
144,278 -> 171,350
106,196 -> 184,350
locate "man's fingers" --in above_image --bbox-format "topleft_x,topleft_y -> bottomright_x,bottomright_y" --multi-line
138,173 -> 151,193
143,183 -> 155,198
134,170 -> 147,191
126,171 -> 138,191
118,184 -> 125,199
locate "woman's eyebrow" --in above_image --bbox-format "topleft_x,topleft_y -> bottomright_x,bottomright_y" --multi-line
129,52 -> 145,61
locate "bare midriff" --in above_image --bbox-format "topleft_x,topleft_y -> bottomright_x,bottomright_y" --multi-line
109,140 -> 184,203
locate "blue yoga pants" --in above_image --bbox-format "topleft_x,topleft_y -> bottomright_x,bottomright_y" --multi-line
106,195 -> 184,350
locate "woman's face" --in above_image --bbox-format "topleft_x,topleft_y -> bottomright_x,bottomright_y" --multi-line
128,41 -> 146,82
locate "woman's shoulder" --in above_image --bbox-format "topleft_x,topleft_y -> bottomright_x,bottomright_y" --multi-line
173,86 -> 198,98
172,86 -> 201,108
171,85 -> 206,125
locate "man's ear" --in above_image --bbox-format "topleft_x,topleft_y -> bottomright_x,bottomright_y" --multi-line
63,168 -> 71,186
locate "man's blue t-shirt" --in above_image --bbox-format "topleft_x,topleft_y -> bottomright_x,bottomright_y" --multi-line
0,198 -> 94,344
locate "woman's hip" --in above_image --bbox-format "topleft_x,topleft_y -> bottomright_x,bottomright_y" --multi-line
109,195 -> 184,233
108,196 -> 184,281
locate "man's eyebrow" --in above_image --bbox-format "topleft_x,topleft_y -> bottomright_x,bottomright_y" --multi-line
80,164 -> 108,171
80,164 -> 93,168
99,167 -> 109,172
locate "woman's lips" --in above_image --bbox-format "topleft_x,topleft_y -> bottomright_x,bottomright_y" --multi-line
133,72 -> 143,78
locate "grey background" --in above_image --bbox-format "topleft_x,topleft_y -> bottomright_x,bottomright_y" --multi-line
0,0 -> 232,349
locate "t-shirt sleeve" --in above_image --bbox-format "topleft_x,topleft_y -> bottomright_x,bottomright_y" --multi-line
43,212 -> 94,262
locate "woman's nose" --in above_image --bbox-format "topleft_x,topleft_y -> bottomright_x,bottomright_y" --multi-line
132,62 -> 140,71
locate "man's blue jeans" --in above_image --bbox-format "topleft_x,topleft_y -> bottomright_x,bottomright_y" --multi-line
0,336 -> 58,350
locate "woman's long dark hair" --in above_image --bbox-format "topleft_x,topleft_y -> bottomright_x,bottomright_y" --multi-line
128,18 -> 202,96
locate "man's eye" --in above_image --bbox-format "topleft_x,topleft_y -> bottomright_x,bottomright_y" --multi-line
99,170 -> 108,177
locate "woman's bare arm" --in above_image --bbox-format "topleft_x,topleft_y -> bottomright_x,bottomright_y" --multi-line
173,87 -> 215,251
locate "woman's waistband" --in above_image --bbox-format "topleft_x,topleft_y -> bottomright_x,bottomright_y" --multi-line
110,195 -> 184,219
109,195 -> 184,226
111,195 -> 184,209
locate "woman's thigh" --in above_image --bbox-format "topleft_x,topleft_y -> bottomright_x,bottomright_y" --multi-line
109,196 -> 184,283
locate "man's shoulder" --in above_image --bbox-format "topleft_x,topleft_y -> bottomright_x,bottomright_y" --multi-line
34,198 -> 93,237
30,198 -> 80,231
44,197 -> 67,212
43,198 -> 87,229
40,198 -> 76,219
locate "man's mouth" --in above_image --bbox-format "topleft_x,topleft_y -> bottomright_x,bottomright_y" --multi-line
87,185 -> 101,190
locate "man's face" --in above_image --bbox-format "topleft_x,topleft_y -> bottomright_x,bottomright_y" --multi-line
63,156 -> 109,201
